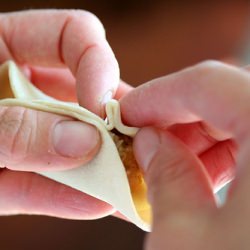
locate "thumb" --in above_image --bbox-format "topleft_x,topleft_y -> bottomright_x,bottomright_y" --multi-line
0,106 -> 100,171
134,127 -> 216,249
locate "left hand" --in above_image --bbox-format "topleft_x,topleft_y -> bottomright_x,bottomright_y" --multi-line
0,9 -> 133,114
0,9 -> 132,220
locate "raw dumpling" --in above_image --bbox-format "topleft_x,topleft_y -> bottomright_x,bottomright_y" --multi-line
0,61 -> 151,231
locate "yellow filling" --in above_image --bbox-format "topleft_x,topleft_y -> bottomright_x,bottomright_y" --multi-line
0,66 -> 14,99
110,130 -> 151,223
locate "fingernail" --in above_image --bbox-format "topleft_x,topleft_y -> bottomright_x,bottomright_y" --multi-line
100,90 -> 113,118
101,90 -> 113,105
53,121 -> 99,158
135,127 -> 161,172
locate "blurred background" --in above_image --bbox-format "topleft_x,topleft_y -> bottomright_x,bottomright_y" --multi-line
0,1 -> 249,249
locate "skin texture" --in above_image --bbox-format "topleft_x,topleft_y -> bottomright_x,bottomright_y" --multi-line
120,61 -> 250,249
0,9 -> 131,220
1,10 -> 250,249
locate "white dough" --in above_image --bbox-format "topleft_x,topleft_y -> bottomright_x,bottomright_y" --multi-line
0,61 -> 150,231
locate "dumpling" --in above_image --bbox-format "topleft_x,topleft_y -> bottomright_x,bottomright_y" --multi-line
0,61 -> 151,231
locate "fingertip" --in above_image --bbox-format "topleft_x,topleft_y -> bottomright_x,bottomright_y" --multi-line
76,43 -> 120,116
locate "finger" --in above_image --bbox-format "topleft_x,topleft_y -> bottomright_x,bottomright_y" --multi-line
221,62 -> 250,208
170,122 -> 236,191
27,65 -> 77,102
0,10 -> 120,115
28,66 -> 132,103
114,80 -> 133,100
121,61 -> 250,140
0,169 -> 113,219
169,122 -> 230,155
0,106 -> 100,171
134,127 -> 216,249
200,140 -> 237,191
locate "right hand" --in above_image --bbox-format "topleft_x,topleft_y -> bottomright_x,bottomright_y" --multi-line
121,61 -> 250,249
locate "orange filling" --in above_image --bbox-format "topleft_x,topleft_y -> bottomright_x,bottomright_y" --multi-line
110,130 -> 151,223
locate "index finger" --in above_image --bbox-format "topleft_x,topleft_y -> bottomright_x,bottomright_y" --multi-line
121,61 -> 250,141
121,61 -> 250,209
0,10 -> 119,115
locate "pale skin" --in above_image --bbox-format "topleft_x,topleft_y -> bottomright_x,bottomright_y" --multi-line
0,9 -> 133,219
121,61 -> 250,249
0,9 -> 248,250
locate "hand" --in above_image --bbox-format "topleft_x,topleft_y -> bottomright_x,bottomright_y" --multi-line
121,61 -> 250,249
0,10 -> 132,219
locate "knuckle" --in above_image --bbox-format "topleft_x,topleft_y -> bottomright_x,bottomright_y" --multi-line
195,60 -> 225,73
68,10 -> 105,36
187,60 -> 230,97
0,107 -> 34,163
192,60 -> 228,82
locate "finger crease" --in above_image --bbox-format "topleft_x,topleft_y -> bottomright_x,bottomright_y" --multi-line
58,15 -> 99,75
75,43 -> 97,76
10,108 -> 26,156
58,16 -> 73,65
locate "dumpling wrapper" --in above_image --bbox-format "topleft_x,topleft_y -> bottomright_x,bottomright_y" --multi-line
0,61 -> 151,231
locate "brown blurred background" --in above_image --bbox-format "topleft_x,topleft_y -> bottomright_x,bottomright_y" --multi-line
0,1 -> 249,250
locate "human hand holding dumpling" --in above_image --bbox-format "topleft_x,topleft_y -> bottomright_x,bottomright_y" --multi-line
0,9 -> 129,220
